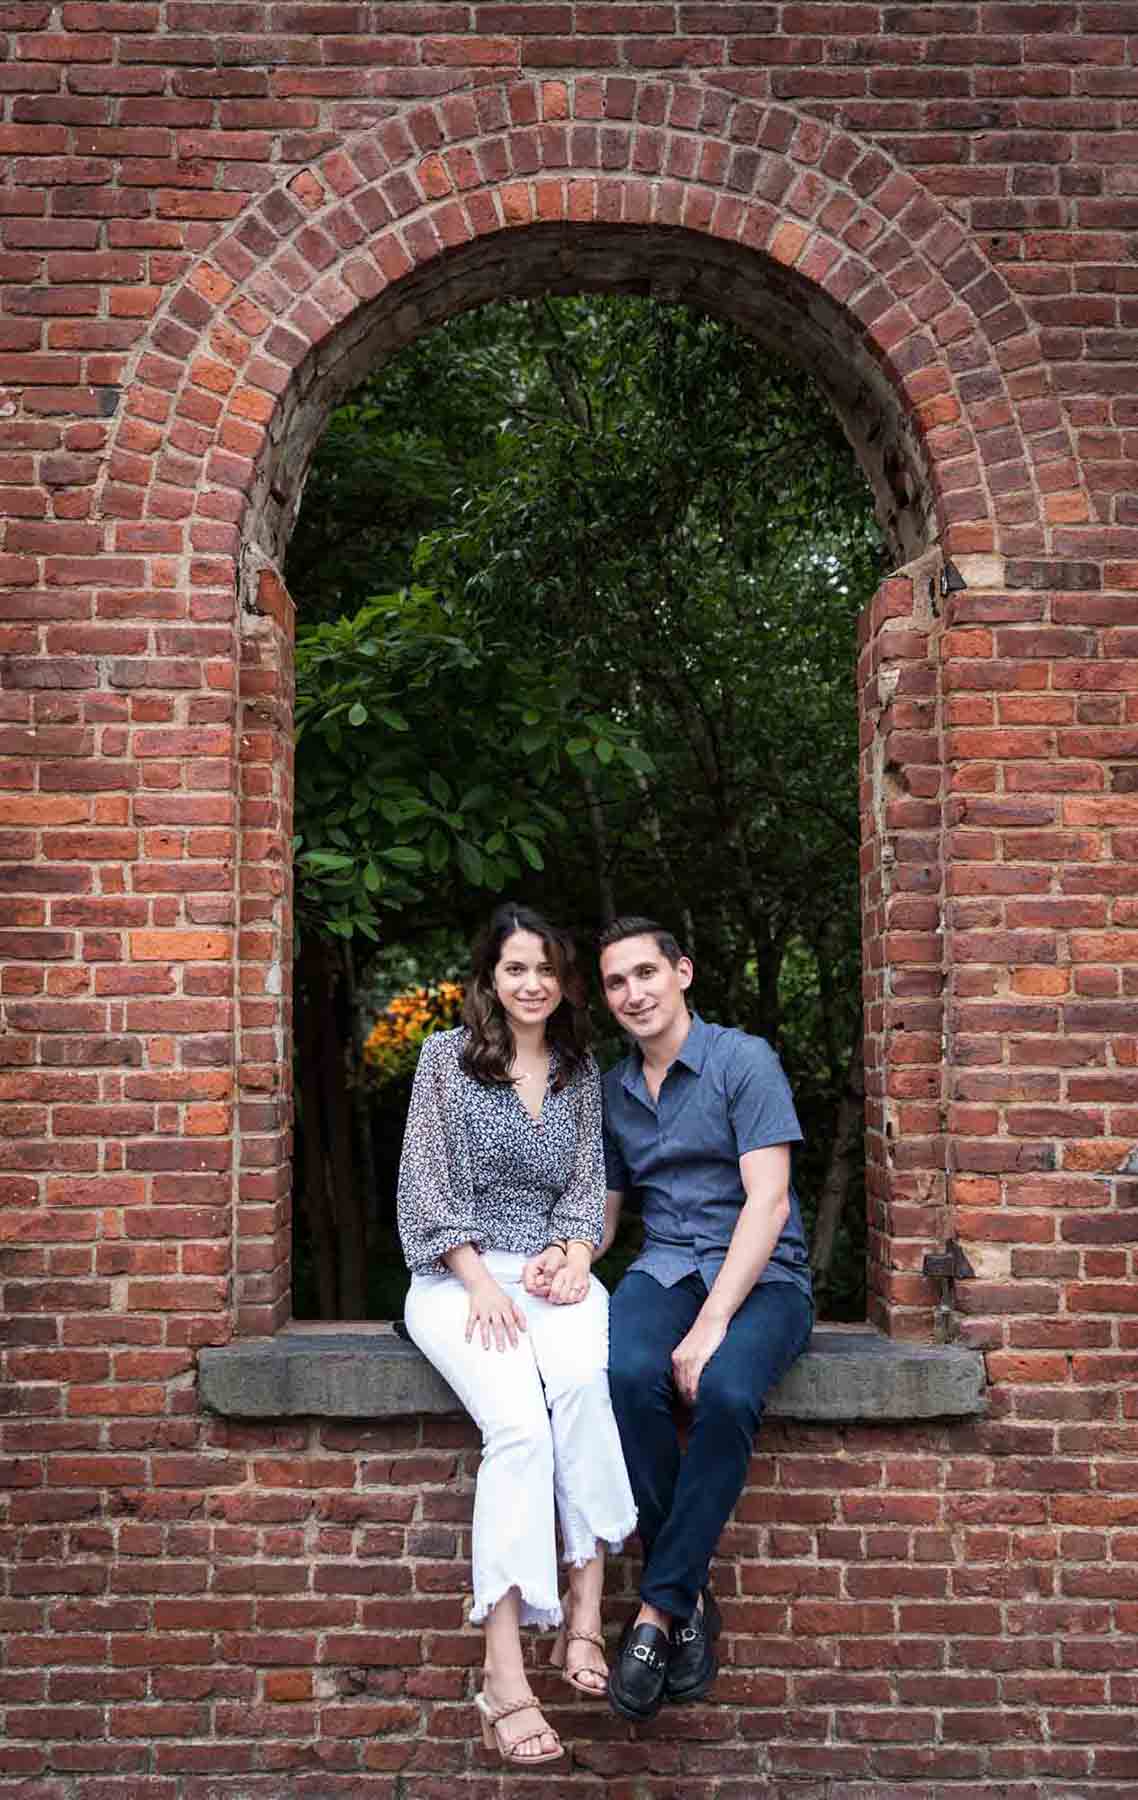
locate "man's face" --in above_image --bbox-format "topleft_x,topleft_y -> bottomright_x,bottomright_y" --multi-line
599,934 -> 693,1043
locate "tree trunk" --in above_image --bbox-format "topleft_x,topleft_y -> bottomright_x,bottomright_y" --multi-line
581,770 -> 617,926
295,931 -> 368,1319
751,916 -> 783,1046
295,933 -> 339,1318
810,1030 -> 865,1289
342,939 -> 382,1255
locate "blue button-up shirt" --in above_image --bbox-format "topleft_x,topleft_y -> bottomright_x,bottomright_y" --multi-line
602,1013 -> 812,1299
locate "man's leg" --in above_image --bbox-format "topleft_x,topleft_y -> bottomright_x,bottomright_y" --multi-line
641,1279 -> 814,1625
607,1270 -> 703,1564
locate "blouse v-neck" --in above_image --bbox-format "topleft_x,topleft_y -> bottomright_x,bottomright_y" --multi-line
513,1052 -> 553,1124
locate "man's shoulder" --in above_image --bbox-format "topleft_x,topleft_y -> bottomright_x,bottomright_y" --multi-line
701,1020 -> 777,1065
601,1049 -> 636,1100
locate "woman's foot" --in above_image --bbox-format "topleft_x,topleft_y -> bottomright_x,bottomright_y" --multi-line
552,1612 -> 607,1693
477,1683 -> 562,1762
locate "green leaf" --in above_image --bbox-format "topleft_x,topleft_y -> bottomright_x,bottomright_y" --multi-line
594,737 -> 615,765
458,784 -> 494,812
514,834 -> 544,871
348,702 -> 368,726
428,771 -> 452,807
382,846 -> 424,868
301,851 -> 355,871
456,839 -> 483,884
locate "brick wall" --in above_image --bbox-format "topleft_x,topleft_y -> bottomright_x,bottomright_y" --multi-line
2,7 -> 1138,1793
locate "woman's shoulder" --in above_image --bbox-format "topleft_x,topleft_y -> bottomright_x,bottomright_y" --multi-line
417,1025 -> 468,1066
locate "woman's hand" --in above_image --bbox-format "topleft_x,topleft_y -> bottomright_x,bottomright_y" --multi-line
547,1245 -> 592,1306
465,1275 -> 528,1351
522,1245 -> 566,1297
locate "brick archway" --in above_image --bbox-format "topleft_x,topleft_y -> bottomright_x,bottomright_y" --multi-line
110,74 -> 1089,585
96,77 -> 1088,1337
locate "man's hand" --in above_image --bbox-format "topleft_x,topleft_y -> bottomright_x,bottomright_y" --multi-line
522,1244 -> 566,1297
672,1312 -> 727,1403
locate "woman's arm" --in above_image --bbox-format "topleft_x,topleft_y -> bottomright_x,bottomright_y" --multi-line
396,1033 -> 480,1275
543,1060 -> 606,1304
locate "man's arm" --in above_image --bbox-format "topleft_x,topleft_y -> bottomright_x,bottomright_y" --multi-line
598,1187 -> 624,1259
670,1144 -> 791,1404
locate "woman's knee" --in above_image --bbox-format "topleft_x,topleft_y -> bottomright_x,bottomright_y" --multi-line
483,1404 -> 554,1473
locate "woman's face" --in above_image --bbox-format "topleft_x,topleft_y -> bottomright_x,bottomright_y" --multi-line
492,928 -> 563,1031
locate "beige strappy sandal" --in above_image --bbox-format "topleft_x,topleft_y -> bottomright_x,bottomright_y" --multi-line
474,1690 -> 565,1764
550,1623 -> 608,1696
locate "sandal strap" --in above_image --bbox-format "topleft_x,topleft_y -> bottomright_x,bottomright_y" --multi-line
483,1692 -> 542,1727
566,1630 -> 606,1650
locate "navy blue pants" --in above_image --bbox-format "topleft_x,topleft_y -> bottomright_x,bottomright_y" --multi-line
608,1271 -> 814,1621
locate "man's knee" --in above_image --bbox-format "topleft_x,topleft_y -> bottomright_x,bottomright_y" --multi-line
608,1333 -> 668,1407
695,1361 -> 763,1437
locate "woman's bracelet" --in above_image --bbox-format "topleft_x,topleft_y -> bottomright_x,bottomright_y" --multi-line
544,1237 -> 594,1258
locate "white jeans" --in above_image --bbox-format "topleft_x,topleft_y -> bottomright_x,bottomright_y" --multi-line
405,1251 -> 637,1628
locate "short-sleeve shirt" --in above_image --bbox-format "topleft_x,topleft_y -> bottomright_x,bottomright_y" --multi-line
602,1012 -> 812,1299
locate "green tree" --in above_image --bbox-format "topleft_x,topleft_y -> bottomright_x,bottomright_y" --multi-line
286,297 -> 884,1318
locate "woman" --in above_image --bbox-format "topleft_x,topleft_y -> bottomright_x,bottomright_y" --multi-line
397,903 -> 636,1766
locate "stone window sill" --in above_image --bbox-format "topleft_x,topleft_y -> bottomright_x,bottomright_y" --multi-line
199,1323 -> 986,1422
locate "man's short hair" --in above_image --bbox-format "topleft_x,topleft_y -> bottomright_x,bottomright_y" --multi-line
597,915 -> 687,967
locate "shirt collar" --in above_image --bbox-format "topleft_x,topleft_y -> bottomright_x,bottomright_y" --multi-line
621,1010 -> 707,1092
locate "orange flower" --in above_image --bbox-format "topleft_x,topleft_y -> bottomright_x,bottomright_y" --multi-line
363,979 -> 466,1085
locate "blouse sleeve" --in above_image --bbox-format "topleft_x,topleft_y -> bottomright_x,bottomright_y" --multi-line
396,1031 -> 481,1275
547,1056 -> 606,1248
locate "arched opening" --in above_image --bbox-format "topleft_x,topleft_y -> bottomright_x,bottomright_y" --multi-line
283,290 -> 886,1326
220,215 -> 959,1340
117,79 -> 1072,1338
228,208 -> 971,1335
245,222 -> 937,581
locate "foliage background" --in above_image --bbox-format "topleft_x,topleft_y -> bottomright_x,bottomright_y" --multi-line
286,296 -> 885,1323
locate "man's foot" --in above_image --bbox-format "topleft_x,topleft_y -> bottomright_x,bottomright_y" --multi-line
606,1613 -> 671,1721
664,1587 -> 721,1703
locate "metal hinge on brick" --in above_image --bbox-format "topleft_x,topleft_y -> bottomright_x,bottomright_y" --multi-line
922,1236 -> 975,1344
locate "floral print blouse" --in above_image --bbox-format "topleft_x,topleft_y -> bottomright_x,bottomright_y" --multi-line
396,1026 -> 606,1276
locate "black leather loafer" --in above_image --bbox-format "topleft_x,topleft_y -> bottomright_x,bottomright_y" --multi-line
665,1588 -> 721,1703
606,1618 -> 671,1722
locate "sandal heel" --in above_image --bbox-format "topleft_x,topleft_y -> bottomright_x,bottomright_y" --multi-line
549,1626 -> 566,1670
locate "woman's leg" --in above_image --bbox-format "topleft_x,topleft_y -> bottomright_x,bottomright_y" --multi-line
521,1275 -> 638,1688
559,1540 -> 607,1689
404,1270 -> 562,1629
403,1270 -> 563,1759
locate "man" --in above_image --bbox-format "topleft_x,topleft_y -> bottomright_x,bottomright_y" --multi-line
597,917 -> 814,1720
